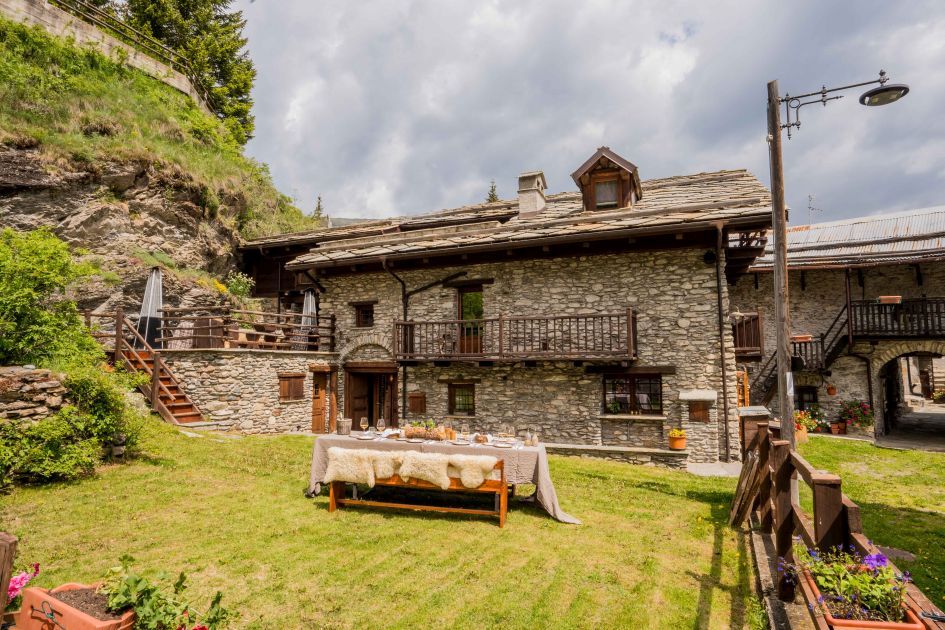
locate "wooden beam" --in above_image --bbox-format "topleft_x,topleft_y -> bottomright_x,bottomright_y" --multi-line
0,532 -> 17,613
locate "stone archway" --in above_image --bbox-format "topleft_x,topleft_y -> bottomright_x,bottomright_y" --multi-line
337,331 -> 394,363
867,340 -> 945,435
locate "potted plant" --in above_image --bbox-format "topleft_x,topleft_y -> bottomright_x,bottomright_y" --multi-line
4,562 -> 39,628
838,399 -> 874,435
794,410 -> 818,443
776,556 -> 798,602
878,295 -> 903,305
826,383 -> 838,396
790,543 -> 923,629
668,428 -> 686,450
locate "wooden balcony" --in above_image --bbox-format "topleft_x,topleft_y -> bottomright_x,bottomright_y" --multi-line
732,312 -> 763,360
850,297 -> 945,338
393,309 -> 637,362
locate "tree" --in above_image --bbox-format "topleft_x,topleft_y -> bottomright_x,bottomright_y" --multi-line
313,195 -> 324,220
486,180 -> 499,203
124,0 -> 256,145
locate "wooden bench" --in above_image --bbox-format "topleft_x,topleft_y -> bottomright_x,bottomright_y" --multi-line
328,460 -> 507,527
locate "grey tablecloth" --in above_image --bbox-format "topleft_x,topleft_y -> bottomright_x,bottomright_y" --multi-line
308,434 -> 580,524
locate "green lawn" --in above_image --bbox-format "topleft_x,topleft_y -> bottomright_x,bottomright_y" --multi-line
799,435 -> 945,609
0,421 -> 761,629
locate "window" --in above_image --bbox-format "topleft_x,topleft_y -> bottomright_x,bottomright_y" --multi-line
354,303 -> 374,328
796,386 -> 818,412
602,374 -> 662,415
594,179 -> 619,209
448,383 -> 475,416
278,372 -> 306,402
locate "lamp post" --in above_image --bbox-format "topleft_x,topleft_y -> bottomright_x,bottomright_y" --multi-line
766,70 -> 909,448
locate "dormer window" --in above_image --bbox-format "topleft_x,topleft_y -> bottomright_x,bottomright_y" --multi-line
571,147 -> 643,213
593,177 -> 619,209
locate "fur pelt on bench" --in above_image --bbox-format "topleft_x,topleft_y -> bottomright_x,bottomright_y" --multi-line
324,448 -> 498,490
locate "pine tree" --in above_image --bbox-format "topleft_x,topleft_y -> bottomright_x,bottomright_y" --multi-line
313,195 -> 324,220
486,180 -> 499,203
125,0 -> 256,145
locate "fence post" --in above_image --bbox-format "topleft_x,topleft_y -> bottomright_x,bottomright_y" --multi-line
0,532 -> 17,613
770,439 -> 793,559
756,423 -> 773,532
626,307 -> 634,357
113,307 -> 124,365
812,473 -> 845,551
151,352 -> 161,405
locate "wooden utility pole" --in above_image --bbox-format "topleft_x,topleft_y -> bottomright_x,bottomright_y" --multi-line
767,80 -> 795,448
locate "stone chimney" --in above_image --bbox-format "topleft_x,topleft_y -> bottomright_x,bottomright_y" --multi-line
517,171 -> 547,218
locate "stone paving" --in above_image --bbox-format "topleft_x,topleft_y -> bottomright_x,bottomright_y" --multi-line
876,405 -> 945,453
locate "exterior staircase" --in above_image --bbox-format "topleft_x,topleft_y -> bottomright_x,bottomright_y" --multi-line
749,297 -> 945,405
89,311 -> 206,425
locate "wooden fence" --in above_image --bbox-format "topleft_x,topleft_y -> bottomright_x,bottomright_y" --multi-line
158,306 -> 335,352
731,421 -> 945,629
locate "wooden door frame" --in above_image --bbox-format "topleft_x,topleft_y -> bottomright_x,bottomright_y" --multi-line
310,371 -> 328,433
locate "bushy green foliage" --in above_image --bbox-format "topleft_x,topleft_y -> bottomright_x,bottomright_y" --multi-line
102,555 -> 236,629
0,17 -> 317,238
0,228 -> 101,365
223,270 -> 254,298
0,408 -> 101,487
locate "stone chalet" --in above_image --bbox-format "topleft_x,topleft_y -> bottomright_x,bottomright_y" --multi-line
179,147 -> 774,467
729,206 -> 945,437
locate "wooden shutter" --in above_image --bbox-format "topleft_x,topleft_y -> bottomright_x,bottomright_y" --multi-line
407,391 -> 426,414
689,401 -> 710,422
278,373 -> 305,401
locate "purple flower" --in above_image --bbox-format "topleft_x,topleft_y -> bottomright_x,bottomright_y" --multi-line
864,553 -> 888,570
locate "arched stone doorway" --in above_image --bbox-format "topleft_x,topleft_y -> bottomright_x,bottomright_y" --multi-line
868,340 -> 945,449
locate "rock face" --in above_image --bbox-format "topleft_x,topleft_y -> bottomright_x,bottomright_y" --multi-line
0,365 -> 70,421
0,147 -> 239,314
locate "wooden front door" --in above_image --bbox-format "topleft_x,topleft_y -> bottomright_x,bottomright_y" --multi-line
344,370 -> 398,428
311,372 -> 328,433
458,286 -> 483,354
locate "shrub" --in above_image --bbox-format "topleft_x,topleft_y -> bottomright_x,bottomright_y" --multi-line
0,228 -> 100,365
932,390 -> 945,404
838,399 -> 874,428
63,363 -> 147,447
224,271 -> 254,298
0,408 -> 101,488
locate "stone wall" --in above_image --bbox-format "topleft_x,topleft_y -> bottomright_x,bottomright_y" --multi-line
0,0 -> 210,112
0,365 -> 69,420
161,350 -> 335,434
320,247 -> 742,463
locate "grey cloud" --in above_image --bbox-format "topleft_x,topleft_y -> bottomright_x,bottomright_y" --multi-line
236,0 -> 945,223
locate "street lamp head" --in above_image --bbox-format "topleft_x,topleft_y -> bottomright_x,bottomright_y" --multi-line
859,83 -> 909,106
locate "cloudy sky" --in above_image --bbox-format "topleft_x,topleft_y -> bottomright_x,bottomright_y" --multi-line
236,1 -> 945,224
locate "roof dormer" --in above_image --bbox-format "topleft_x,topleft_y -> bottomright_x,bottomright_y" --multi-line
571,147 -> 643,213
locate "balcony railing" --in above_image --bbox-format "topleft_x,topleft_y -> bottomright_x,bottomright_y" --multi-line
394,309 -> 637,361
850,298 -> 945,337
732,312 -> 763,358
157,306 -> 335,352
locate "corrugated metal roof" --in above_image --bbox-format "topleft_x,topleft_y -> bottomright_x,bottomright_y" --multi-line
752,206 -> 945,269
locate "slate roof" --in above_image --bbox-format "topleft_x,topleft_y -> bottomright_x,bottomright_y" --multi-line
243,169 -> 772,270
751,206 -> 945,270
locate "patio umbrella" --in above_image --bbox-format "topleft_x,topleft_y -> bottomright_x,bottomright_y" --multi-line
293,289 -> 318,350
135,267 -> 163,349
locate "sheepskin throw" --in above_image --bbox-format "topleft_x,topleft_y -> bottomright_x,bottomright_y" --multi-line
324,448 -> 376,487
399,451 -> 452,490
447,454 -> 498,488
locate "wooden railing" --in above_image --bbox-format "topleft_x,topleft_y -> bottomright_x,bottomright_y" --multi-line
732,312 -> 763,358
393,309 -> 637,361
86,310 -> 182,425
158,306 -> 335,352
731,421 -> 945,628
791,339 -> 824,370
850,298 -> 945,338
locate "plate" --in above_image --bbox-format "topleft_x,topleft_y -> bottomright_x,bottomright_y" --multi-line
406,438 -> 424,443
355,434 -> 376,440
450,440 -> 471,446
492,442 -> 513,449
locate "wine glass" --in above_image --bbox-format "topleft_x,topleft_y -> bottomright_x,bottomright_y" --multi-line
377,417 -> 386,432
360,417 -> 369,434
460,423 -> 470,441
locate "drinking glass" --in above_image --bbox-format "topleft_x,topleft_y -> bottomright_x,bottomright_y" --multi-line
360,417 -> 369,433
377,417 -> 386,432
460,423 -> 470,440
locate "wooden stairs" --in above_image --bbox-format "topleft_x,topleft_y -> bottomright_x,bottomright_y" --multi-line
89,310 -> 206,425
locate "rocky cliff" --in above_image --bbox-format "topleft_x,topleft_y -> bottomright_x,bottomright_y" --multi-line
0,145 -> 238,314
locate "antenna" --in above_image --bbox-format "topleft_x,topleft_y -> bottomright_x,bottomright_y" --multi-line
807,195 -> 822,225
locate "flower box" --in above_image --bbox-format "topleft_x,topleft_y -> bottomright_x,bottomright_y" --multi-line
16,583 -> 135,630
802,570 -> 923,629
403,426 -> 447,441
791,334 -> 814,343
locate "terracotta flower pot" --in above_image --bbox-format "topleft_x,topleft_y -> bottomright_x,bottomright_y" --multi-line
796,426 -> 809,444
17,583 -> 135,630
878,296 -> 903,305
829,422 -> 848,435
802,570 -> 923,629
668,435 -> 687,450
826,385 -> 838,396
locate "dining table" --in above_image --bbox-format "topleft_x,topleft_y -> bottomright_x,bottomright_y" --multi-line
307,433 -> 580,524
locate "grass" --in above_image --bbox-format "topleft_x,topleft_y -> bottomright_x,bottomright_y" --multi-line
799,435 -> 945,609
0,421 -> 761,629
0,17 -> 318,239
